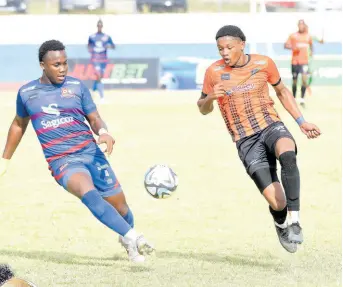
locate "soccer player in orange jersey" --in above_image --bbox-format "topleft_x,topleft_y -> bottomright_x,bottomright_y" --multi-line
285,19 -> 313,106
197,25 -> 321,253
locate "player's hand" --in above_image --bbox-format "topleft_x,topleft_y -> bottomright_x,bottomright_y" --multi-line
300,122 -> 321,139
97,134 -> 115,156
0,158 -> 10,178
210,83 -> 226,99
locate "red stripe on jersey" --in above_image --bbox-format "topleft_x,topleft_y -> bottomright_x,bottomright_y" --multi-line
46,139 -> 95,163
42,131 -> 92,149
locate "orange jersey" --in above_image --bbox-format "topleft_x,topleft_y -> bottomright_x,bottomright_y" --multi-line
202,54 -> 281,142
286,32 -> 312,65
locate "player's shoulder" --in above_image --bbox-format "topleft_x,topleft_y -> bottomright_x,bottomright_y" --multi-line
89,33 -> 97,39
17,79 -> 40,100
206,59 -> 226,74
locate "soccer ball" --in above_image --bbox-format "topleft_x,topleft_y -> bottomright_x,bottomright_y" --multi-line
144,164 -> 178,199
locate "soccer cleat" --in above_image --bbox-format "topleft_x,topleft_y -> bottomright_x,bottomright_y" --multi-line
119,236 -> 145,263
274,224 -> 297,253
288,222 -> 303,244
136,234 -> 155,256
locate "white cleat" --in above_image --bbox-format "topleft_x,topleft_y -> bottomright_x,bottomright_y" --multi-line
136,234 -> 155,256
119,236 -> 145,263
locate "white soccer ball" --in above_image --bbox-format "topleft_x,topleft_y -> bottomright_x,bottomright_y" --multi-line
144,164 -> 178,199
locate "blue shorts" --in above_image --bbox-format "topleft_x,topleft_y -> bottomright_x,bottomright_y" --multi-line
93,62 -> 107,77
49,154 -> 122,197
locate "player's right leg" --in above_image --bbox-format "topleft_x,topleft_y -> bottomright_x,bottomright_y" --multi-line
300,66 -> 308,106
50,161 -> 145,262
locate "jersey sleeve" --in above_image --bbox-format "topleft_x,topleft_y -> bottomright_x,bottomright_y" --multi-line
81,82 -> 97,115
88,36 -> 92,46
108,36 -> 114,46
16,91 -> 29,118
202,67 -> 214,96
266,57 -> 281,86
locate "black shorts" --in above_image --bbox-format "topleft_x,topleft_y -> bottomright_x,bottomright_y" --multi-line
236,122 -> 297,177
292,64 -> 309,80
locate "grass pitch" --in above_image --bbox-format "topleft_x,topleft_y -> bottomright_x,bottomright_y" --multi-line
0,87 -> 341,286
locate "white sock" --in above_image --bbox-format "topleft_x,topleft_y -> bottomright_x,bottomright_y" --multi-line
123,229 -> 138,242
275,219 -> 288,229
290,211 -> 300,223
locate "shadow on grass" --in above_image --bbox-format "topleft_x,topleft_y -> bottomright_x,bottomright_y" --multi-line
0,249 -> 125,266
157,251 -> 280,269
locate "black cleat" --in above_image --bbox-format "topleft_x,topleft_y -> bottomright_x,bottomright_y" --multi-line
274,224 -> 297,253
288,222 -> 303,244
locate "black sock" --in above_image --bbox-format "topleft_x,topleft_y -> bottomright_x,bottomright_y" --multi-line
301,85 -> 306,98
269,206 -> 288,225
292,84 -> 297,98
279,151 -> 300,211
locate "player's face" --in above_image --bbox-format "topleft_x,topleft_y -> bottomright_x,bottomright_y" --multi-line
97,22 -> 103,32
40,50 -> 68,84
298,22 -> 306,33
217,36 -> 245,66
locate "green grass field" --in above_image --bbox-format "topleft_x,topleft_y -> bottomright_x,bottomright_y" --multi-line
0,87 -> 341,286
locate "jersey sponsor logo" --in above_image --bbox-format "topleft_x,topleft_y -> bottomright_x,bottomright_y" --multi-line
61,88 -> 75,98
226,83 -> 255,96
42,103 -> 60,116
21,85 -> 36,93
221,73 -> 230,80
41,117 -> 74,129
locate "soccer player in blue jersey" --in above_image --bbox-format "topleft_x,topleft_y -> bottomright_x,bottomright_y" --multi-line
88,19 -> 115,104
0,40 -> 153,263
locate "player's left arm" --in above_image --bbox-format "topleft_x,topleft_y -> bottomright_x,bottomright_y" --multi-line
81,83 -> 115,154
267,57 -> 321,139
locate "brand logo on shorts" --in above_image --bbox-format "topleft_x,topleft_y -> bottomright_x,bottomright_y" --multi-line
273,125 -> 286,132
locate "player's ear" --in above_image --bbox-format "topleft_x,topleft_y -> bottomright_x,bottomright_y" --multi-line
241,41 -> 245,51
39,61 -> 45,70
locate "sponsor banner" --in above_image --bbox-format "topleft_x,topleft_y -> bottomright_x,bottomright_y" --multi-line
160,57 -> 342,90
68,58 -> 159,89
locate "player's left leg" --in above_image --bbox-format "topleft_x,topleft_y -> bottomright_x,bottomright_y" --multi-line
299,65 -> 309,106
87,155 -> 155,256
264,122 -> 303,244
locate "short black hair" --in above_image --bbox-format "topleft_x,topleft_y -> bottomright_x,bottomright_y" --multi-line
0,264 -> 14,284
38,40 -> 65,62
215,25 -> 246,41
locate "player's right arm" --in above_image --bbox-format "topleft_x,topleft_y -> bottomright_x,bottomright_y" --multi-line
87,36 -> 93,53
197,68 -> 225,115
2,115 -> 30,160
0,92 -> 30,177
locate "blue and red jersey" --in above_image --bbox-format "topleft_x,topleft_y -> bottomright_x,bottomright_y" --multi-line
88,32 -> 114,64
16,76 -> 102,164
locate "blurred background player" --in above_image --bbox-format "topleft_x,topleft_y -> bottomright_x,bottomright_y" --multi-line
0,264 -> 36,287
198,25 -> 321,253
87,19 -> 115,104
284,19 -> 313,107
304,23 -> 324,97
0,40 -> 153,263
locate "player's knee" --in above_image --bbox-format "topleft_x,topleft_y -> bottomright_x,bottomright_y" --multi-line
279,151 -> 297,171
251,167 -> 279,193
